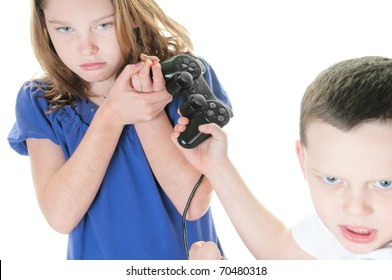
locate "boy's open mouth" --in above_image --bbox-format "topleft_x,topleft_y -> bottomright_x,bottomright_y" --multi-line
339,225 -> 377,243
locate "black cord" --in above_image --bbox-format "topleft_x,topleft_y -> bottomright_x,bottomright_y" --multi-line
182,174 -> 205,259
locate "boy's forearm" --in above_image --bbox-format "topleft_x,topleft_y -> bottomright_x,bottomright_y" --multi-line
205,160 -> 290,259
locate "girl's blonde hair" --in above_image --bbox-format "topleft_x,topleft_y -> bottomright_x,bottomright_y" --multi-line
31,0 -> 193,111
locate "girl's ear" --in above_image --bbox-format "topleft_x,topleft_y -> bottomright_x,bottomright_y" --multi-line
132,18 -> 139,28
295,140 -> 306,179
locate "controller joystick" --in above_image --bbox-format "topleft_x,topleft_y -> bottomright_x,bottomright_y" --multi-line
180,94 -> 206,117
160,54 -> 233,148
165,72 -> 193,97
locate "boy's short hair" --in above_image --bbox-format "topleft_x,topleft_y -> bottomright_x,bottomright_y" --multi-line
300,56 -> 392,146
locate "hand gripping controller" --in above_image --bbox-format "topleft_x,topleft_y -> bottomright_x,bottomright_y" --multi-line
160,54 -> 233,148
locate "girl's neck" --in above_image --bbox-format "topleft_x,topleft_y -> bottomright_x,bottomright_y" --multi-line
89,82 -> 110,96
86,79 -> 113,105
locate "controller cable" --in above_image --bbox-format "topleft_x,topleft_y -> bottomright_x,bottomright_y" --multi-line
182,174 -> 205,259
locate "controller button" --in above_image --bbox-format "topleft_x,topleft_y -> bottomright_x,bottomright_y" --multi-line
209,102 -> 217,109
219,108 -> 227,114
217,115 -> 225,122
183,58 -> 190,64
188,67 -> 195,73
190,62 -> 197,68
181,63 -> 188,70
207,110 -> 215,117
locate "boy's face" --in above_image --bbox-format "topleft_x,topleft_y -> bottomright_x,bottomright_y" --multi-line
296,120 -> 392,254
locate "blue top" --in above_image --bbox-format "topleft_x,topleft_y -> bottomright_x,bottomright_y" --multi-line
8,58 -> 230,260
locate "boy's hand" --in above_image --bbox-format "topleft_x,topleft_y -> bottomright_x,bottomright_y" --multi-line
171,116 -> 229,176
189,241 -> 224,260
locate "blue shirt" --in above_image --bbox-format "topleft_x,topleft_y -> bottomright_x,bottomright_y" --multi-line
8,58 -> 231,260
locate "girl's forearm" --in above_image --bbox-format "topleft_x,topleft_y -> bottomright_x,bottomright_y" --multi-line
135,111 -> 213,220
34,105 -> 124,233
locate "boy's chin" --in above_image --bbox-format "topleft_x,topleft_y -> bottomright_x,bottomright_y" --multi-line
340,239 -> 379,255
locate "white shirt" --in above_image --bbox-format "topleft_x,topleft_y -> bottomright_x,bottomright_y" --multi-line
291,212 -> 392,259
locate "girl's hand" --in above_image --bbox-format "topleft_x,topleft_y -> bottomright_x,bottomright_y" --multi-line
102,54 -> 172,126
131,54 -> 166,93
189,241 -> 224,260
171,117 -> 229,176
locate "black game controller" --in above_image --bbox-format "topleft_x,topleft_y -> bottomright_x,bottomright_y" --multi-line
160,54 -> 233,148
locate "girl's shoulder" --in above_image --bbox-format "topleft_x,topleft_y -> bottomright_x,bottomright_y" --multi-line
16,80 -> 50,108
16,79 -> 75,117
9,80 -> 86,156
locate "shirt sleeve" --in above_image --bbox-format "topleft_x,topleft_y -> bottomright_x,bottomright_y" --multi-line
291,212 -> 329,258
198,57 -> 232,108
8,82 -> 60,156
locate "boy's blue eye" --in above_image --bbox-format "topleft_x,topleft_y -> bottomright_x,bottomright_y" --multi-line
374,181 -> 392,189
321,176 -> 341,184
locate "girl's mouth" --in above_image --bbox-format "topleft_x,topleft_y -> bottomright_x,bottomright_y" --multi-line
339,225 -> 377,244
80,62 -> 106,71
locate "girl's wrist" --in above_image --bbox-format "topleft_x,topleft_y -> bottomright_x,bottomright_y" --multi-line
95,102 -> 125,132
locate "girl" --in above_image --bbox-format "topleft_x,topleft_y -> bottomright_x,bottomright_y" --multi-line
8,0 -> 230,259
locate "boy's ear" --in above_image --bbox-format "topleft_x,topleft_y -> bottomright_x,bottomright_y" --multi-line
295,140 -> 307,179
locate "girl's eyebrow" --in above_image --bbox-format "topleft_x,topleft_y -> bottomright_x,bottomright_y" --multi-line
47,14 -> 115,25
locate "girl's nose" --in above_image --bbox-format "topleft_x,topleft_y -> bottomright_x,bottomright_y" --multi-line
78,34 -> 98,56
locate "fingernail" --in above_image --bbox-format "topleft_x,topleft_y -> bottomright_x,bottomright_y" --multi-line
141,53 -> 150,61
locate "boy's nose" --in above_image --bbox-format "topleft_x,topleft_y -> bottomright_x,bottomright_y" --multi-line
342,190 -> 373,217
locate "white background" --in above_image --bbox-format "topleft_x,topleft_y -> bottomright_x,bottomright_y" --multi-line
1,0 -> 392,264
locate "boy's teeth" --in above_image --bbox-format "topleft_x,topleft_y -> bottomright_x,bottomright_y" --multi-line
348,227 -> 370,235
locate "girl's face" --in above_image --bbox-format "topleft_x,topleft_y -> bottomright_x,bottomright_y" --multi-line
296,120 -> 392,255
43,0 -> 124,87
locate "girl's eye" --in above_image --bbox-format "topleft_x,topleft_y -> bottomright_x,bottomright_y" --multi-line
321,176 -> 342,184
374,181 -> 392,189
96,22 -> 112,30
57,26 -> 73,33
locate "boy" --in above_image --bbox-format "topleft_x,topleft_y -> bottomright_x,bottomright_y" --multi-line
172,56 -> 392,259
